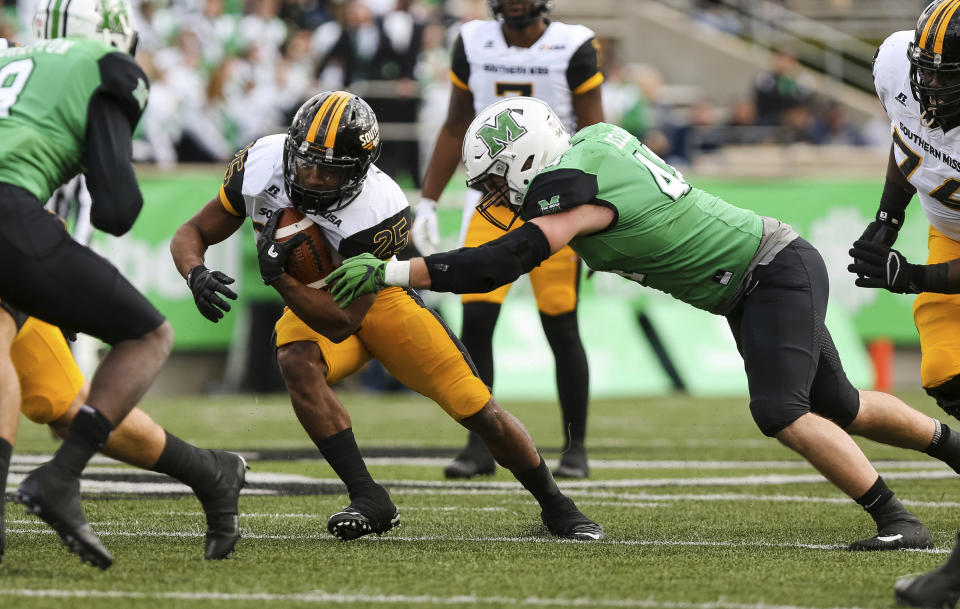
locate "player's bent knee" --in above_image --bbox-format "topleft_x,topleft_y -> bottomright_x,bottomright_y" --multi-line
277,341 -> 329,385
749,400 -> 805,437
144,320 -> 174,356
926,376 -> 960,420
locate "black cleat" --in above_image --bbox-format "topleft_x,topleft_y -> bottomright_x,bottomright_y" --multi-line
14,464 -> 112,569
849,517 -> 934,551
895,532 -> 960,609
553,447 -> 589,479
895,569 -> 960,609
327,489 -> 399,541
443,444 -> 496,480
541,495 -> 604,541
196,451 -> 249,560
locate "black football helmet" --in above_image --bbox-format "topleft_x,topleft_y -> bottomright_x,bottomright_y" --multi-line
909,0 -> 960,130
488,0 -> 551,29
283,91 -> 382,214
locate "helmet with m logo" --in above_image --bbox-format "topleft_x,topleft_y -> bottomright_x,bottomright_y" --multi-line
462,97 -> 570,230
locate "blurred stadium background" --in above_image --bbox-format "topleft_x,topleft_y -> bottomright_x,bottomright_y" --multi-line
0,0 -> 936,400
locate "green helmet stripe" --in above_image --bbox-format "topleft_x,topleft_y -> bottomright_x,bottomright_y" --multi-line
49,0 -> 65,38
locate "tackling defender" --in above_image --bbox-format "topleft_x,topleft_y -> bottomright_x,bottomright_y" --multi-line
0,0 -> 182,568
412,0 -> 601,479
170,90 -> 602,542
328,96 -> 960,551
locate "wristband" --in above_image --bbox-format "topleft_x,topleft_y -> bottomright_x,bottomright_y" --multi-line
384,260 -> 411,287
187,264 -> 207,287
419,197 -> 438,209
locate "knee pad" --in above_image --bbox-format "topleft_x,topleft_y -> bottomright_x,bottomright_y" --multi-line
926,375 -> 960,420
749,399 -> 806,438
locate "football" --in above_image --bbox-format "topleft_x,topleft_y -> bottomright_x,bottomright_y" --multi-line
273,207 -> 340,289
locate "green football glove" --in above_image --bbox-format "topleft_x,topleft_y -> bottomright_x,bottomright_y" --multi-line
325,253 -> 387,307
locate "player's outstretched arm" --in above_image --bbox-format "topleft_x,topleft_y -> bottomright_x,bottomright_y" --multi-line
171,196 -> 244,322
327,205 -> 613,307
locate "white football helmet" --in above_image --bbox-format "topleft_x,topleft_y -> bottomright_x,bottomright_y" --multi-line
33,0 -> 138,55
462,97 -> 570,230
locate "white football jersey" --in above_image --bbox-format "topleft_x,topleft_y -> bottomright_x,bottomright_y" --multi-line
451,20 -> 602,135
875,30 -> 960,241
219,134 -> 410,259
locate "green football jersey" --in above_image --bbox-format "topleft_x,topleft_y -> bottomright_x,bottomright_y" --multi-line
0,38 -> 148,201
520,123 -> 763,314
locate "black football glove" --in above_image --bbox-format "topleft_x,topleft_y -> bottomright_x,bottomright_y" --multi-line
187,264 -> 238,322
257,210 -> 306,285
858,220 -> 900,248
848,239 -> 925,294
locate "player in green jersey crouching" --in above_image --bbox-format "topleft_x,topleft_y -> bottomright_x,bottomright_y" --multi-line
327,96 -> 960,551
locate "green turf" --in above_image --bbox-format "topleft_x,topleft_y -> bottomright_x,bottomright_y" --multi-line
4,389 -> 958,608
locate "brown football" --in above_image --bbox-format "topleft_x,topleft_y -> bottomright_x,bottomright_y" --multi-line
274,207 -> 340,289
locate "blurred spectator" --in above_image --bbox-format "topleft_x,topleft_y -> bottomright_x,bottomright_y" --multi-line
668,100 -> 725,165
809,101 -> 868,146
752,50 -> 814,127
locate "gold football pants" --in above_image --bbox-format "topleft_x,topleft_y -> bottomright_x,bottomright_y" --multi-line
11,316 -> 84,423
460,204 -> 580,315
915,225 -> 960,389
275,287 -> 491,420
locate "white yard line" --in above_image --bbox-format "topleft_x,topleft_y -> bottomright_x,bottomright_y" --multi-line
0,588 -> 894,608
4,526 -> 949,554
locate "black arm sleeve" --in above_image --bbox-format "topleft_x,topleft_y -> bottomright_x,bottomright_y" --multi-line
424,222 -> 551,294
83,93 -> 142,236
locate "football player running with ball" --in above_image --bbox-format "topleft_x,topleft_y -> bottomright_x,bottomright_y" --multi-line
170,91 -> 603,542
0,0 -> 203,569
328,96 -> 960,551
851,1 -> 960,606
413,0 -> 601,481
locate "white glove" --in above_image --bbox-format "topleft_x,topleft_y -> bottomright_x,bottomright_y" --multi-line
411,197 -> 439,256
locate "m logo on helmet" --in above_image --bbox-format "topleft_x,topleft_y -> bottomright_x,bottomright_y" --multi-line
475,109 -> 527,158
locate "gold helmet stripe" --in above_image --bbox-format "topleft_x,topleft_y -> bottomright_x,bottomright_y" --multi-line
934,0 -> 960,54
921,0 -> 960,49
305,92 -> 347,144
322,94 -> 354,149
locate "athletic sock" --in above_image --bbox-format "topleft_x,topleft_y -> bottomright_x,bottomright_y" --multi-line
856,477 -> 913,527
0,437 -> 11,555
50,405 -> 113,478
924,420 -> 960,474
150,431 -> 216,491
514,457 -> 563,509
315,428 -> 378,501
541,311 -> 589,449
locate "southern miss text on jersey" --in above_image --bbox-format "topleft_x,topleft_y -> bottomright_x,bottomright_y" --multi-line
875,30 -> 960,241
451,20 -> 603,134
219,134 -> 410,260
0,38 -> 148,202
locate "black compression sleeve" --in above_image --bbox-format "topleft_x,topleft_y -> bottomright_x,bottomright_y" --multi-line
83,93 -> 143,236
877,178 -> 913,229
424,222 -> 552,294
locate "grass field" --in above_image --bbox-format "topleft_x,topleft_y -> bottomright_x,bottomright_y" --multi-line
3,388 -> 959,609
